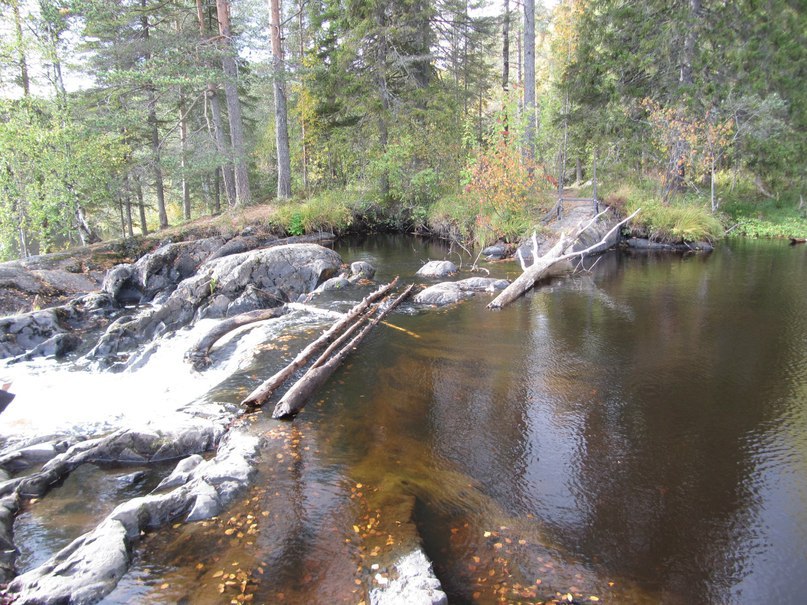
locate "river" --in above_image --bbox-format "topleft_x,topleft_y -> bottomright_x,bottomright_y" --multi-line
4,236 -> 807,604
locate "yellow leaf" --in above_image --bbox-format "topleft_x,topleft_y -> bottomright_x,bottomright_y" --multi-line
353,525 -> 361,533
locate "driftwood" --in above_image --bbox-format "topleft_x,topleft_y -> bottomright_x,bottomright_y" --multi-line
272,283 -> 414,419
241,278 -> 399,408
185,306 -> 290,369
488,208 -> 640,310
790,237 -> 806,245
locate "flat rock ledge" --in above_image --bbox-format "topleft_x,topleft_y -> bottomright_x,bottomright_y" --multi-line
369,549 -> 448,605
414,277 -> 510,306
4,430 -> 260,605
624,237 -> 714,252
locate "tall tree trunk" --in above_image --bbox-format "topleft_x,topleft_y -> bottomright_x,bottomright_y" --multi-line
175,18 -> 191,220
11,0 -> 29,97
270,0 -> 292,199
135,176 -> 148,235
502,0 -> 510,92
11,196 -> 29,258
41,21 -> 67,105
209,88 -> 237,206
462,0 -> 469,117
213,168 -> 222,214
523,0 -> 536,161
141,0 -> 168,229
215,0 -> 252,207
178,90 -> 191,220
147,89 -> 168,229
374,1 -> 391,197
680,0 -> 701,86
123,176 -> 134,237
298,0 -> 308,190
411,0 -> 432,90
118,194 -> 126,239
73,203 -> 100,245
196,0 -> 237,208
517,15 -> 522,87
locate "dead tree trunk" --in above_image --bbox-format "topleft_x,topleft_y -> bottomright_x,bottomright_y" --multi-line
272,284 -> 414,419
185,306 -> 290,369
488,209 -> 640,310
242,279 -> 399,407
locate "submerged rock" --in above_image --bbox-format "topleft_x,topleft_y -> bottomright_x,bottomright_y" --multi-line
481,244 -> 508,260
315,275 -> 351,293
416,260 -> 457,278
414,277 -> 509,306
369,549 -> 448,605
5,429 -> 260,605
0,494 -> 19,583
351,260 -> 376,280
7,517 -> 130,605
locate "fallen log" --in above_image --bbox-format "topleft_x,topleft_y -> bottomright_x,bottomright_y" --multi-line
272,284 -> 414,419
488,208 -> 640,310
185,306 -> 290,369
790,237 -> 806,245
242,278 -> 399,408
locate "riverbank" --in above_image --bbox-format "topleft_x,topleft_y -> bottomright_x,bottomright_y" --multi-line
3,183 -> 804,319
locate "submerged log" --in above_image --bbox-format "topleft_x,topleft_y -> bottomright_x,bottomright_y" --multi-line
242,278 -> 399,408
488,208 -> 640,310
185,306 -> 290,369
272,284 -> 414,419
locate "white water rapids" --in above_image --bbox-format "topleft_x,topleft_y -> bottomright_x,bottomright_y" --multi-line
0,309 -> 324,452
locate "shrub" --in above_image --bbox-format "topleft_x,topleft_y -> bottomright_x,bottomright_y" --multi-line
427,193 -> 479,242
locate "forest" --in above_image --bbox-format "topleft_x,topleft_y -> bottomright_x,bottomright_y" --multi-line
0,0 -> 804,261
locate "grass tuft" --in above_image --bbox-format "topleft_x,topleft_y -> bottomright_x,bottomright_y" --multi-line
272,191 -> 355,236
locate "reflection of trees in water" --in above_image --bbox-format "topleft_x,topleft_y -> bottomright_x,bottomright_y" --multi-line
530,243 -> 807,603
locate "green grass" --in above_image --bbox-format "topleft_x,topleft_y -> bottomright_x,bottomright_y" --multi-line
272,190 -> 355,235
625,198 -> 724,243
427,193 -> 478,242
599,169 -> 807,242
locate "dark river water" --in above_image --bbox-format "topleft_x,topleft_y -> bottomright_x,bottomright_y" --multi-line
16,236 -> 807,604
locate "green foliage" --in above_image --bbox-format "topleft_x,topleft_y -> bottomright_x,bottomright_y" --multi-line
718,172 -> 807,238
0,98 -> 125,259
272,190 -> 354,236
728,217 -> 807,239
460,97 -> 553,246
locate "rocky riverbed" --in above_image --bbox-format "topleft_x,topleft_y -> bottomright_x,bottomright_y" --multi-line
0,205 -> 639,604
